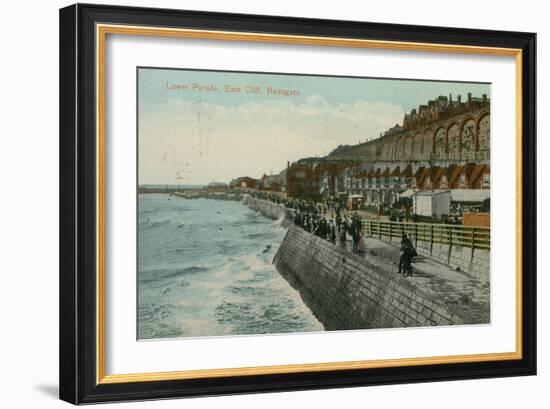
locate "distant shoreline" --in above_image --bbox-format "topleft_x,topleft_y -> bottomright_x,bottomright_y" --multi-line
138,186 -> 205,194
139,187 -> 249,203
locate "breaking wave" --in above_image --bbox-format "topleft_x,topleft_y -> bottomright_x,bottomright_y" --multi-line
137,194 -> 323,340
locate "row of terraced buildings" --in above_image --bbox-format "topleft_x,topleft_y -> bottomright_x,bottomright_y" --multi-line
284,92 -> 490,209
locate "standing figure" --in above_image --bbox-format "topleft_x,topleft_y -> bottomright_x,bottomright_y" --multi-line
398,233 -> 416,276
329,220 -> 336,243
342,217 -> 348,236
339,224 -> 347,243
352,224 -> 360,253
358,231 -> 366,253
336,214 -> 342,232
294,211 -> 302,227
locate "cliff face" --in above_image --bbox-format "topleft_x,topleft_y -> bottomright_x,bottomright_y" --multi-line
273,227 -> 463,331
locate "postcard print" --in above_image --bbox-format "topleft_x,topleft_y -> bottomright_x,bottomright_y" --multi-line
137,67 -> 491,340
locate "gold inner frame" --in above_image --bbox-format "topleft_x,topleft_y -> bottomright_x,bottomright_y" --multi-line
96,23 -> 523,385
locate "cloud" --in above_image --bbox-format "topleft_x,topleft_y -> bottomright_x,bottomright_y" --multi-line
138,96 -> 404,185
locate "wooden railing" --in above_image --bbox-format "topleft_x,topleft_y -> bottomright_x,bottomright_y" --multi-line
363,220 -> 490,250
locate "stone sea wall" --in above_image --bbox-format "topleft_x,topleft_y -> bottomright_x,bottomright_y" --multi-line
243,197 -> 473,330
242,196 -> 293,227
272,226 -> 464,330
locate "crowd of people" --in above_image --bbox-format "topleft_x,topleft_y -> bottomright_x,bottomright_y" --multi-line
292,205 -> 366,253
254,194 -> 368,254
246,191 -> 417,276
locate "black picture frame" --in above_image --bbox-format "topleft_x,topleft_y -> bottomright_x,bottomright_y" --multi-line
59,3 -> 536,404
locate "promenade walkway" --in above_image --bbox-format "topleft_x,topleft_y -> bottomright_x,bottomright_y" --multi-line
338,234 -> 490,325
245,197 -> 489,326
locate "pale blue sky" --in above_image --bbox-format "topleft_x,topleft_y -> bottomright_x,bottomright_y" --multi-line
138,68 -> 490,185
139,67 -> 489,113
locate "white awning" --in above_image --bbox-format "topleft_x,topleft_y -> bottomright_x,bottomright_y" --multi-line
399,189 -> 415,198
450,189 -> 490,203
413,190 -> 451,197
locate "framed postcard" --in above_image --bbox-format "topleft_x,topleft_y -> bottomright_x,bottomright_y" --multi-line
59,3 -> 536,404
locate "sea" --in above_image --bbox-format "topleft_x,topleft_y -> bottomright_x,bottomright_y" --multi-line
138,194 -> 323,340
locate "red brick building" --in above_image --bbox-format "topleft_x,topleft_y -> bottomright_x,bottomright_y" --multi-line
229,176 -> 257,189
285,162 -> 321,199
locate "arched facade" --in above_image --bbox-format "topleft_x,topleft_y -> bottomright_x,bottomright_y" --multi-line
412,133 -> 424,159
434,127 -> 446,159
461,118 -> 476,160
404,136 -> 414,160
477,114 -> 490,156
422,132 -> 433,160
383,143 -> 391,161
447,123 -> 460,160
399,136 -> 407,160
391,141 -> 400,160
364,108 -> 489,163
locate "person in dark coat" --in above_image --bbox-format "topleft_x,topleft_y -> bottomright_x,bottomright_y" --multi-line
329,220 -> 336,243
303,215 -> 310,232
342,216 -> 349,236
319,218 -> 327,239
398,233 -> 416,276
351,224 -> 360,252
294,211 -> 302,227
339,225 -> 347,243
